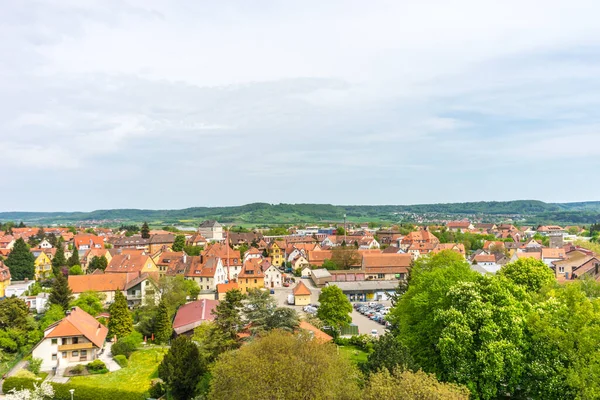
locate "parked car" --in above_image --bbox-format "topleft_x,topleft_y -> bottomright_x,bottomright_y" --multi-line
368,302 -> 378,307
371,329 -> 378,337
283,282 -> 290,287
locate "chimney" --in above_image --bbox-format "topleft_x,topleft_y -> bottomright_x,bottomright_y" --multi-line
71,307 -> 76,312
183,254 -> 187,263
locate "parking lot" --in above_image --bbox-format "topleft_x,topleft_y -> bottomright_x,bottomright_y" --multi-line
272,278 -> 390,336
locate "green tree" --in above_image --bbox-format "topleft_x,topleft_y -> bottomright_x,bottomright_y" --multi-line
388,251 -> 479,373
322,259 -> 338,270
159,276 -> 191,316
331,247 -> 361,269
154,300 -> 172,344
88,255 -> 108,273
212,289 -> 244,352
210,330 -> 361,400
366,333 -> 415,374
172,234 -> 185,252
67,246 -> 79,267
40,304 -> 67,330
141,222 -> 150,239
5,238 -> 35,280
317,285 -> 352,331
52,243 -> 67,276
336,226 -> 346,235
244,290 -> 299,334
108,291 -> 133,339
363,368 -> 470,400
70,291 -> 104,316
498,257 -> 555,292
158,336 -> 205,400
68,265 -> 83,275
238,243 -> 249,260
48,273 -> 74,312
184,279 -> 200,301
0,297 -> 31,330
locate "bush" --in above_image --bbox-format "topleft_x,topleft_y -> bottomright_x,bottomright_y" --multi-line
148,379 -> 165,399
70,364 -> 85,375
13,369 -> 37,379
86,359 -> 108,374
114,354 -> 128,368
27,358 -> 42,375
3,377 -> 146,400
111,332 -> 142,359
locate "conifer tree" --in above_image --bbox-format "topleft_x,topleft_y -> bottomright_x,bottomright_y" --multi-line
158,336 -> 205,400
108,291 -> 133,338
67,246 -> 79,267
154,299 -> 172,344
48,273 -> 74,311
141,222 -> 150,239
5,238 -> 35,280
52,244 -> 67,276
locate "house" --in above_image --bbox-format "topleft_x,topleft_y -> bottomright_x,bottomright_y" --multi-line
552,251 -> 595,280
124,273 -> 160,307
81,248 -> 112,271
0,235 -> 15,250
172,299 -> 219,336
474,223 -> 497,233
447,221 -> 474,232
298,321 -> 333,342
0,261 -> 11,297
32,307 -> 108,371
358,237 -> 380,250
198,220 -> 224,242
537,225 -> 565,237
263,263 -> 283,288
154,251 -> 184,276
307,250 -> 333,267
361,253 -> 412,280
228,232 -> 264,248
541,248 -> 566,267
31,249 -> 53,280
110,236 -> 150,251
38,239 -> 53,249
105,252 -> 159,275
148,234 -> 175,254
407,242 -> 437,258
186,233 -> 208,248
301,266 -> 312,277
74,234 -> 104,251
68,273 -> 130,304
237,259 -> 265,293
267,241 -> 285,267
183,256 -> 227,292
244,247 -> 262,262
292,281 -> 312,306
216,282 -> 239,301
21,292 -> 50,313
5,280 -> 34,297
291,255 -> 310,271
204,243 -> 242,281
400,229 -> 440,251
431,243 -> 466,258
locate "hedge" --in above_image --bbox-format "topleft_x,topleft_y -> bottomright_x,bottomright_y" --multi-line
3,377 -> 146,400
114,354 -> 128,368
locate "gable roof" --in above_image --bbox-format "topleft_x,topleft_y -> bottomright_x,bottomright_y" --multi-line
106,253 -> 155,273
46,307 -> 108,348
299,321 -> 332,342
541,248 -> 566,259
68,273 -> 129,293
293,281 -> 311,296
217,282 -> 239,293
173,299 -> 219,335
74,234 -> 104,248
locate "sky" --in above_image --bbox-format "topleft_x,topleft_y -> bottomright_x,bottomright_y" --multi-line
3,0 -> 600,211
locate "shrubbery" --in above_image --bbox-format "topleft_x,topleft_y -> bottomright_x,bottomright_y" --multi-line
70,364 -> 85,375
111,332 -> 143,359
335,334 -> 375,352
27,358 -> 42,375
86,359 -> 108,374
114,354 -> 128,368
3,377 -> 146,400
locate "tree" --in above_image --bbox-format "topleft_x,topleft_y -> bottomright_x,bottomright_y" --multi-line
141,222 -> 150,239
388,251 -> 479,373
5,238 -> 35,280
171,234 -> 185,252
366,333 -> 415,374
238,243 -> 249,260
51,243 -> 67,276
68,265 -> 83,275
0,297 -> 30,330
36,227 -> 45,242
322,259 -> 338,270
183,279 -> 200,301
243,289 -> 299,334
88,255 -> 108,273
212,289 -> 244,352
18,221 -> 25,228
67,246 -> 79,267
498,257 -> 555,292
210,330 -> 361,400
363,368 -> 470,400
331,247 -> 361,269
317,285 -> 352,331
158,336 -> 205,400
154,300 -> 172,344
336,226 -> 346,235
108,291 -> 133,338
265,307 -> 299,332
5,380 -> 54,400
70,291 -> 104,316
158,276 -> 192,316
48,273 -> 74,312
40,304 -> 66,330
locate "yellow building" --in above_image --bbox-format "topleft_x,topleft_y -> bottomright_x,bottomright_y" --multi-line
32,250 -> 53,280
268,241 -> 285,267
237,259 -> 265,293
0,261 -> 11,297
293,281 -> 311,306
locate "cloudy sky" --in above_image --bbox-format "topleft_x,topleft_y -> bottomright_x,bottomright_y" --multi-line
2,0 -> 600,211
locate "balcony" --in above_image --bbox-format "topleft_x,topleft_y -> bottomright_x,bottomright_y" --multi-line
58,342 -> 93,351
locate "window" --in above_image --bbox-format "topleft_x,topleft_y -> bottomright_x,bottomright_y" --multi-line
72,351 -> 78,357
81,350 -> 87,357
72,337 -> 78,344
377,273 -> 385,279
51,354 -> 57,360
254,279 -> 257,284
62,338 -> 68,345
559,266 -> 565,273
51,339 -> 57,345
62,352 -> 67,358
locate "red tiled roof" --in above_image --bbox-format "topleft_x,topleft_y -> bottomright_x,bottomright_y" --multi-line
46,307 -> 108,348
173,299 -> 219,335
293,281 -> 311,296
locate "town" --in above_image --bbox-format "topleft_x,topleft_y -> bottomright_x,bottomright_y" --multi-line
0,218 -> 597,399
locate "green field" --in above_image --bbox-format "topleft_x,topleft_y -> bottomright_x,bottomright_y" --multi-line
70,347 -> 166,393
338,345 -> 369,364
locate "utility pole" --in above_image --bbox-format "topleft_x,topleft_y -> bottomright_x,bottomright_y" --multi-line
344,214 -> 347,244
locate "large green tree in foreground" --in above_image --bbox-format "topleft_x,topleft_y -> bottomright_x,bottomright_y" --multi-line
317,285 -> 352,330
108,291 -> 133,339
159,335 -> 205,400
5,238 -> 35,280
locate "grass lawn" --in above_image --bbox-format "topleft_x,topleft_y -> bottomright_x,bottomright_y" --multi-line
338,345 -> 369,364
70,347 -> 166,393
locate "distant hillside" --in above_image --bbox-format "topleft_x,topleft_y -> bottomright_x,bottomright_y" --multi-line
1,200 -> 600,226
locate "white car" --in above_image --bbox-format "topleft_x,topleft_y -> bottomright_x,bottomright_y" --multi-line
371,329 -> 378,337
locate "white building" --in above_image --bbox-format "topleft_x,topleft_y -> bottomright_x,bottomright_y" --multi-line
263,264 -> 283,288
20,292 -> 50,314
198,220 -> 224,242
6,280 -> 35,297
